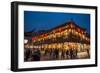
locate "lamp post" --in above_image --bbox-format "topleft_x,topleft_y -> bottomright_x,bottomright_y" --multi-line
24,39 -> 28,44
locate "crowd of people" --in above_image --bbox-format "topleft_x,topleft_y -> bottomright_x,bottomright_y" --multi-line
24,47 -> 79,61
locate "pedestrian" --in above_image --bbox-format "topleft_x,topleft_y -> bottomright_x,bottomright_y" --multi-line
54,49 -> 59,59
24,48 -> 32,61
86,49 -> 90,58
61,49 -> 65,59
66,50 -> 69,59
32,49 -> 41,61
69,48 -> 73,59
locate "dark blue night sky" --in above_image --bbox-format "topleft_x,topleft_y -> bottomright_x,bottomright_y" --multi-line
24,11 -> 90,34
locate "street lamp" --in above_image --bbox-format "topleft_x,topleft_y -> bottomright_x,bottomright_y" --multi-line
24,39 -> 28,44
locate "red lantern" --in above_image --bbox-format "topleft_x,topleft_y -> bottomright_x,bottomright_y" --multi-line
32,37 -> 38,41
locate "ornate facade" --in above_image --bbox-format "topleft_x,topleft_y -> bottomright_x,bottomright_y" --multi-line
31,21 -> 90,53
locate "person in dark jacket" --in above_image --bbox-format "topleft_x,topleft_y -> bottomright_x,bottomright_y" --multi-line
54,49 -> 59,59
66,50 -> 69,59
69,48 -> 74,59
24,48 -> 32,61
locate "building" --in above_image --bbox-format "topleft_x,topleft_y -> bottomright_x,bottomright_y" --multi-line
31,21 -> 90,56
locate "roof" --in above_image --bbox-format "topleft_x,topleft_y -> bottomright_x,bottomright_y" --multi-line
25,21 -> 90,39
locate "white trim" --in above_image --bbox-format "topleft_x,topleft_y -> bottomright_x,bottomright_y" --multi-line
18,5 -> 96,69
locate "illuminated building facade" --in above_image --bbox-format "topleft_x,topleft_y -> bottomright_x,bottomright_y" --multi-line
31,21 -> 90,55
